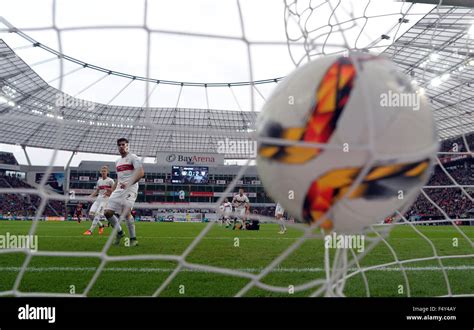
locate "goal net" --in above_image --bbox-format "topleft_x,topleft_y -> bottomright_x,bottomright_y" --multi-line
0,0 -> 472,297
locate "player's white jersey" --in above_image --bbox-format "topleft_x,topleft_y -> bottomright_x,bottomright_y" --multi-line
223,202 -> 233,213
115,153 -> 142,194
275,202 -> 285,216
96,177 -> 114,198
233,194 -> 249,209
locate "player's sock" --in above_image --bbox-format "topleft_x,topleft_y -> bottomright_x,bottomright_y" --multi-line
89,215 -> 102,231
125,215 -> 136,239
279,220 -> 286,232
108,215 -> 123,232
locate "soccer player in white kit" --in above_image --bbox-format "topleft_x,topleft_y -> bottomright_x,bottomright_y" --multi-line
104,138 -> 144,246
275,202 -> 286,234
220,198 -> 233,227
83,165 -> 114,236
232,188 -> 250,230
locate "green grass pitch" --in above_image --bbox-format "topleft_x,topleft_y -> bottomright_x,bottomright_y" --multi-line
0,221 -> 473,297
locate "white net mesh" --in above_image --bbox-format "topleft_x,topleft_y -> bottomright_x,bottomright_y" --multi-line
0,0 -> 473,297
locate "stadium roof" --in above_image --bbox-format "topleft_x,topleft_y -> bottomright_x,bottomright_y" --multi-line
0,4 -> 473,158
0,39 -> 256,158
382,5 -> 474,140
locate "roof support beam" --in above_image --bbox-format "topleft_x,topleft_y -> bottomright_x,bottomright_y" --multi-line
21,145 -> 31,166
64,151 -> 76,200
400,0 -> 474,7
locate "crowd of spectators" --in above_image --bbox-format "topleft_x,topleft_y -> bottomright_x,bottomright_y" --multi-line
2,162 -> 472,220
1,133 -> 472,221
0,174 -> 64,218
0,152 -> 18,165
405,163 -> 473,219
439,133 -> 474,152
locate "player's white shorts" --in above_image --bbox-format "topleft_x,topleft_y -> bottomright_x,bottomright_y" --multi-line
90,198 -> 108,215
223,209 -> 232,219
106,189 -> 137,215
275,204 -> 285,216
236,207 -> 246,218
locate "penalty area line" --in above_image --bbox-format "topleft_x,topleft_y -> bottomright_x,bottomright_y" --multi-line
0,265 -> 473,273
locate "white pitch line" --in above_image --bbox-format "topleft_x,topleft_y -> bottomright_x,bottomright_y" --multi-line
0,265 -> 473,273
19,235 -> 474,241
33,235 -> 299,240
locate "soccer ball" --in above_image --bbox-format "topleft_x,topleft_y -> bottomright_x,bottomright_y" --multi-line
256,53 -> 438,234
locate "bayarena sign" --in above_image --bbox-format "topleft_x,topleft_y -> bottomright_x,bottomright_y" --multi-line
157,152 -> 224,166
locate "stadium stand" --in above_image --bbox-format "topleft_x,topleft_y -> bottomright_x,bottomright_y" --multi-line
0,174 -> 64,219
0,152 -> 18,165
1,134 -> 472,222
